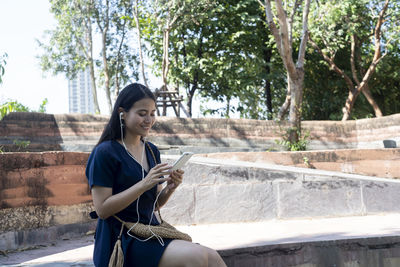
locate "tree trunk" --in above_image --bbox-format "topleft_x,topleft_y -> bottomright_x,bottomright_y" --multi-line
162,28 -> 170,90
342,88 -> 358,121
77,3 -> 100,114
88,61 -> 100,114
355,38 -> 383,118
263,0 -> 310,144
309,34 -> 383,120
184,30 -> 203,118
86,22 -> 100,114
113,19 -> 127,101
133,0 -> 148,88
362,84 -> 383,117
263,46 -> 273,119
341,0 -> 389,120
278,72 -> 291,120
288,71 -> 304,143
264,81 -> 272,120
186,86 -> 195,118
225,96 -> 231,118
101,25 -> 112,113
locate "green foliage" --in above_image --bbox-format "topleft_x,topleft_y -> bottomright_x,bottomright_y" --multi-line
33,0 -> 399,120
38,98 -> 48,113
93,0 -> 139,98
0,98 -> 48,120
37,0 -> 139,113
0,101 -> 30,120
276,126 -> 310,151
302,51 -> 347,120
0,52 -> 8,84
369,52 -> 400,116
13,139 -> 31,151
141,0 -> 286,119
137,0 -> 398,121
306,0 -> 400,120
37,0 -> 91,80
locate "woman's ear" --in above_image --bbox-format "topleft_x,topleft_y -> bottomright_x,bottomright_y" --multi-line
118,108 -> 124,119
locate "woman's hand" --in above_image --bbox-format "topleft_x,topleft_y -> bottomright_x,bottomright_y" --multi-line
140,163 -> 171,191
167,169 -> 184,190
156,169 -> 184,208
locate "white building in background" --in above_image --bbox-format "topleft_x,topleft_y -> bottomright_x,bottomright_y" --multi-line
68,68 -> 95,114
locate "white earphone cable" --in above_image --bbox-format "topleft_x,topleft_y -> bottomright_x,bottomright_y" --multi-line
119,113 -> 165,246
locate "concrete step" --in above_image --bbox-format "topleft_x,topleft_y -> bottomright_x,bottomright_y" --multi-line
2,214 -> 400,266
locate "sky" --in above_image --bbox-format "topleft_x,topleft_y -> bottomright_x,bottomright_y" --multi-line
0,0 -> 229,117
0,0 -> 71,114
0,0 -> 160,115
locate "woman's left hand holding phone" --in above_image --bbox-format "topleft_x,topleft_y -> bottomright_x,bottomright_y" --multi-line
92,163 -> 171,219
139,163 -> 171,191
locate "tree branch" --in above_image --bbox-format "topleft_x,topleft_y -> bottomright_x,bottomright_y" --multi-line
263,0 -> 284,58
356,0 -> 389,93
308,33 -> 354,90
350,34 -> 360,85
296,0 -> 310,69
372,0 -> 389,62
274,0 -> 297,76
288,0 -> 301,46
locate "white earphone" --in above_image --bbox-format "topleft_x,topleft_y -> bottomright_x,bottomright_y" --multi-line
118,109 -> 164,245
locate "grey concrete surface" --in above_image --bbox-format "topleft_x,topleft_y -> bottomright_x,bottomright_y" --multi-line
4,156 -> 400,252
3,157 -> 400,266
2,214 -> 400,266
160,156 -> 400,225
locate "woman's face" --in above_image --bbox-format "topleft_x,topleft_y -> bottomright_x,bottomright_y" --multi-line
123,98 -> 156,137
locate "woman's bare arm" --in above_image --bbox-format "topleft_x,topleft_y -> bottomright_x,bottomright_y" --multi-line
157,169 -> 184,208
92,163 -> 171,219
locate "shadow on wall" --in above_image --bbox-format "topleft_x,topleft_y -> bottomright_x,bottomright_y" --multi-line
152,118 -> 232,147
0,152 -> 91,210
1,112 -> 400,152
0,112 -> 63,152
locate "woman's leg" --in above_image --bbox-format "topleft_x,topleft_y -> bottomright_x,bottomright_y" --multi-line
158,240 -> 227,267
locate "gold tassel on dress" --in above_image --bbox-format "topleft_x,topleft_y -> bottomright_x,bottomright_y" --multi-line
108,223 -> 125,267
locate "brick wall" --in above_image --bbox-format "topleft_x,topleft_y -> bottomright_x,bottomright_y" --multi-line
0,152 -> 92,233
1,112 -> 399,152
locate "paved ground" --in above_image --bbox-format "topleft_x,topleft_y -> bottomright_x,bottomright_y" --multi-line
2,213 -> 400,266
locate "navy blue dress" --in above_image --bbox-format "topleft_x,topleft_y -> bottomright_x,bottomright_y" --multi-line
86,140 -> 173,267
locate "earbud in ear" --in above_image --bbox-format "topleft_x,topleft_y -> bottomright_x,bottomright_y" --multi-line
119,112 -> 123,120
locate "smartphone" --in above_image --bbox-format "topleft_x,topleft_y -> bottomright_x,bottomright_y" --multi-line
171,152 -> 193,171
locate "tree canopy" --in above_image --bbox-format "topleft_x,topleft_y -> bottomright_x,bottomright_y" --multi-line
38,0 -> 400,121
0,53 -> 7,85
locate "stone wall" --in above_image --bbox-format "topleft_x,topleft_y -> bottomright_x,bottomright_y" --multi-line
220,236 -> 400,267
161,156 -> 400,225
2,152 -> 400,251
0,152 -> 92,233
1,112 -> 399,152
0,151 -> 95,250
199,148 -> 400,179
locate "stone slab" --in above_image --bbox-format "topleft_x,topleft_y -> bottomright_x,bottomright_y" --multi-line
2,214 -> 400,266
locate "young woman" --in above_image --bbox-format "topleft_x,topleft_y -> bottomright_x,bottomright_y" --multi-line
86,83 -> 226,267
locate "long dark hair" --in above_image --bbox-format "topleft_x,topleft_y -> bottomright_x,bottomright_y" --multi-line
96,83 -> 156,147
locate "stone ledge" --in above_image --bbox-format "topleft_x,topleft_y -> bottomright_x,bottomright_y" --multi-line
198,148 -> 400,179
0,203 -> 94,233
219,236 -> 400,267
3,214 -> 400,266
1,112 -> 400,152
0,221 -> 96,252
